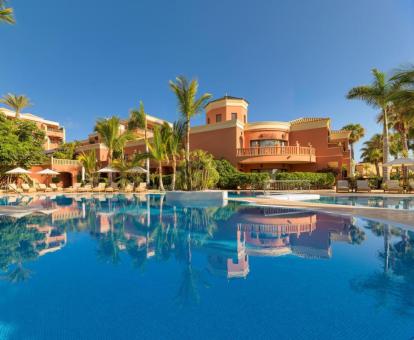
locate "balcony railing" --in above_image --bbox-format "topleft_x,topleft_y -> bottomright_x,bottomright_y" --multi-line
51,158 -> 81,166
236,146 -> 315,157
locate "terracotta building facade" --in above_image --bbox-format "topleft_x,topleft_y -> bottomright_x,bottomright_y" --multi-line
189,96 -> 351,175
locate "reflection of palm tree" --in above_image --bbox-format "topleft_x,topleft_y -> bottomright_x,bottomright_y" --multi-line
348,223 -> 366,245
6,262 -> 32,283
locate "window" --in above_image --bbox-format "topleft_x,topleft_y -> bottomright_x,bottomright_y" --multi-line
231,112 -> 237,120
216,114 -> 222,123
250,139 -> 287,147
244,115 -> 247,123
207,118 -> 210,124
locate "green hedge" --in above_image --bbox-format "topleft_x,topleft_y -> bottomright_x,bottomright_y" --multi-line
274,172 -> 335,189
215,159 -> 270,189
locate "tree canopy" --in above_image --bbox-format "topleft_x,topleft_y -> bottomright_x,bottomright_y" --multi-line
0,113 -> 46,172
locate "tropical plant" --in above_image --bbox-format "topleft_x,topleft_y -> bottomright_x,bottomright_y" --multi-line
0,113 -> 46,176
347,69 -> 397,180
128,101 -> 150,185
94,116 -> 132,164
176,150 -> 219,190
140,125 -> 170,191
0,93 -> 31,118
0,1 -> 14,24
77,151 -> 98,184
341,123 -> 365,176
164,120 -> 186,191
169,76 -> 212,190
360,134 -> 383,177
52,141 -> 80,160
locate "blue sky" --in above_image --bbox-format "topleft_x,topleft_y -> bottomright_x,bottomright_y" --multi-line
1,0 -> 414,160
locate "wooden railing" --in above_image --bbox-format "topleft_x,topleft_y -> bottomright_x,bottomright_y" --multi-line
236,146 -> 315,157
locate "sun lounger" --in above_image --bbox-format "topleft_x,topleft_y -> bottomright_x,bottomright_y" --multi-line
8,183 -> 23,194
383,180 -> 403,193
49,183 -> 63,192
105,183 -> 118,193
336,180 -> 350,193
92,183 -> 106,192
66,183 -> 82,192
124,183 -> 134,193
21,183 -> 36,193
409,179 -> 414,193
38,183 -> 53,192
78,184 -> 92,192
356,180 -> 371,192
134,182 -> 147,192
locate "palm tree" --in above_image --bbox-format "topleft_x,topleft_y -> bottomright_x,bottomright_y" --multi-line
128,101 -> 150,185
0,1 -> 14,24
388,104 -> 414,156
342,123 -> 365,176
169,76 -> 212,190
77,151 -> 98,184
94,116 -> 132,164
360,134 -> 383,177
165,120 -> 186,191
347,69 -> 397,180
145,125 -> 169,191
0,93 -> 31,118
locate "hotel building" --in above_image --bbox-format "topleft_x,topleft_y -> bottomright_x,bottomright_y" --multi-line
117,95 -> 351,176
0,107 -> 65,150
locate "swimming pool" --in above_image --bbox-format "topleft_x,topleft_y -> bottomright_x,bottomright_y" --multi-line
0,194 -> 413,339
308,195 -> 414,210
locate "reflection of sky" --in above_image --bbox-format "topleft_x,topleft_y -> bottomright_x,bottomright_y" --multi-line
0,194 -> 413,339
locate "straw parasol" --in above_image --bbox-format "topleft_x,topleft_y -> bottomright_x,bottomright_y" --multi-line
5,167 -> 31,175
97,166 -> 119,184
126,166 -> 148,173
37,168 -> 60,185
384,157 -> 414,186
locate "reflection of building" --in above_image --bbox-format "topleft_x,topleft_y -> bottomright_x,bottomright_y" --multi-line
205,207 -> 356,279
28,225 -> 67,256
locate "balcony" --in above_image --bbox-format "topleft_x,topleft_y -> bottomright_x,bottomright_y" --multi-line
236,146 -> 316,164
46,127 -> 64,138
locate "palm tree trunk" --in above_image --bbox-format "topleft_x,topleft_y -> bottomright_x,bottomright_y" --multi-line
185,117 -> 191,191
375,162 -> 380,177
158,162 -> 164,191
145,128 -> 150,185
350,143 -> 355,177
382,107 -> 390,181
172,156 -> 176,191
108,151 -> 112,184
15,109 -> 20,119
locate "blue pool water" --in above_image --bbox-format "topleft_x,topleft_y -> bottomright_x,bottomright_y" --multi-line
309,195 -> 414,210
0,194 -> 413,339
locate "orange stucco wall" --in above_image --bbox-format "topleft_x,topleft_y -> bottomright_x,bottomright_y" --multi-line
206,105 -> 247,125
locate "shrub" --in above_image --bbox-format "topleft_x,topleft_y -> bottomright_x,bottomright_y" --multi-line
274,172 -> 335,189
177,150 -> 219,190
214,159 -> 270,189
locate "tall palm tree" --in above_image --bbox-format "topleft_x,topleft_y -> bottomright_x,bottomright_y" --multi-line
0,93 -> 31,118
128,101 -> 150,185
347,69 -> 397,180
165,120 -> 186,191
0,1 -> 14,24
341,123 -> 365,176
169,76 -> 212,190
145,125 -> 169,191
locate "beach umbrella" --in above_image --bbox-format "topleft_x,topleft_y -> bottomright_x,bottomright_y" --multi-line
37,168 -> 60,185
384,158 -> 414,186
97,166 -> 119,184
5,167 -> 32,186
383,158 -> 414,167
5,167 -> 31,175
97,166 -> 119,173
126,166 -> 148,173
